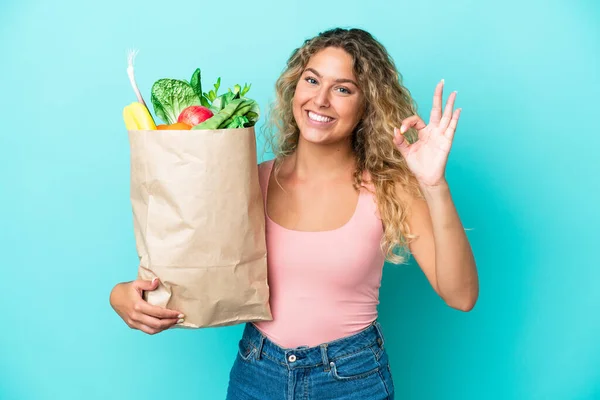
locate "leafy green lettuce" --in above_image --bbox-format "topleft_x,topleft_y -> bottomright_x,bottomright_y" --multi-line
151,78 -> 201,125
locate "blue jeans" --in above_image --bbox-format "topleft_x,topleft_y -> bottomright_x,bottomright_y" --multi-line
226,320 -> 395,399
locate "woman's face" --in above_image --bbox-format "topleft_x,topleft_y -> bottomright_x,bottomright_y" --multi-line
293,47 -> 364,146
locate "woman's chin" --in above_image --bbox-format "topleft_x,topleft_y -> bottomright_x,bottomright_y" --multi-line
299,128 -> 333,144
299,129 -> 353,147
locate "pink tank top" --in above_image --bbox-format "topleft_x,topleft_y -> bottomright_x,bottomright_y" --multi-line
253,159 -> 386,348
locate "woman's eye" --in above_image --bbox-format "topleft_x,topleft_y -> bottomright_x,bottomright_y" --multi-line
336,87 -> 351,94
305,77 -> 317,85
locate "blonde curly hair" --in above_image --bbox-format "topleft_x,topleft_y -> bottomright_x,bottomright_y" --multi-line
260,27 -> 424,264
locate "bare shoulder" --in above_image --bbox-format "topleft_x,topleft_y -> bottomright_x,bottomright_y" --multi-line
257,159 -> 276,193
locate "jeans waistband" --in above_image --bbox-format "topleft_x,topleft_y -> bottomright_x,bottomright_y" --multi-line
241,321 -> 386,370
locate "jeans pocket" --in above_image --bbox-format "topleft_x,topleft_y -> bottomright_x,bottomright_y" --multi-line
237,339 -> 256,362
329,346 -> 381,381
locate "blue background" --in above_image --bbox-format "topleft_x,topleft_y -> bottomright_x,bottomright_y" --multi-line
1,0 -> 599,399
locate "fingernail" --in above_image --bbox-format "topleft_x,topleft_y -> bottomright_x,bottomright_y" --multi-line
441,78 -> 445,85
177,314 -> 185,319
177,318 -> 184,324
151,277 -> 158,284
400,125 -> 407,134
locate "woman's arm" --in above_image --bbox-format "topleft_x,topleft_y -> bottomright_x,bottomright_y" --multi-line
392,80 -> 478,311
400,181 -> 479,312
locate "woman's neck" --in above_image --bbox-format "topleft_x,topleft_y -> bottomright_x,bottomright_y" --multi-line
284,136 -> 356,182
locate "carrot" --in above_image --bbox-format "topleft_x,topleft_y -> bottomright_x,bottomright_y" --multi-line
157,122 -> 191,130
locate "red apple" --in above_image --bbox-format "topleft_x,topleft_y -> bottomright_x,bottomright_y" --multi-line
177,106 -> 213,126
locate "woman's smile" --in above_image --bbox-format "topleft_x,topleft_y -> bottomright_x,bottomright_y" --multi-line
305,110 -> 337,127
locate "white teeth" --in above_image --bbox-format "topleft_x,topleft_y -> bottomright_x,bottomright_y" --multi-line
308,111 -> 334,123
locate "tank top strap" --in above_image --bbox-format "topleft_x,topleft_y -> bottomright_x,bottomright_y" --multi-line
359,169 -> 381,221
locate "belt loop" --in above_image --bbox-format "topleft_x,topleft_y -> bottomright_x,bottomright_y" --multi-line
373,320 -> 385,348
320,344 -> 330,372
256,334 -> 265,360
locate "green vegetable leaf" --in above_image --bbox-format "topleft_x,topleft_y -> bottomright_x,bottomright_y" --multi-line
199,94 -> 210,107
210,91 -> 238,113
150,94 -> 170,125
190,68 -> 211,107
224,115 -> 249,129
192,98 -> 246,130
241,83 -> 251,96
190,69 -> 202,102
218,99 -> 254,128
245,101 -> 260,125
245,112 -> 259,125
203,77 -> 221,103
151,78 -> 201,124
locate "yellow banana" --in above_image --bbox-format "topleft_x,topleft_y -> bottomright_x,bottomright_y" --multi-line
123,102 -> 157,130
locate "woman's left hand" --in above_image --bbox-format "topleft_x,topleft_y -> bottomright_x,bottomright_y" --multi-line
393,79 -> 461,189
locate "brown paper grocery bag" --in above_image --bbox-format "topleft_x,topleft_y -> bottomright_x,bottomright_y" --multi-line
127,126 -> 272,328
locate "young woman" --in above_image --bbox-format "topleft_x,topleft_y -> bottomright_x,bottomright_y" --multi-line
110,28 -> 479,399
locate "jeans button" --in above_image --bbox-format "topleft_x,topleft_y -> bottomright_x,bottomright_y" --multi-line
288,354 -> 297,362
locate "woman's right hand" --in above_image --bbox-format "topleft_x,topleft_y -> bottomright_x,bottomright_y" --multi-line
109,278 -> 184,335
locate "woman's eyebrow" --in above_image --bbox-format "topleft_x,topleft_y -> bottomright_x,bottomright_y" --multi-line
304,68 -> 359,87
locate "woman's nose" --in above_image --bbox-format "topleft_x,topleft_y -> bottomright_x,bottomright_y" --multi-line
313,87 -> 330,108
